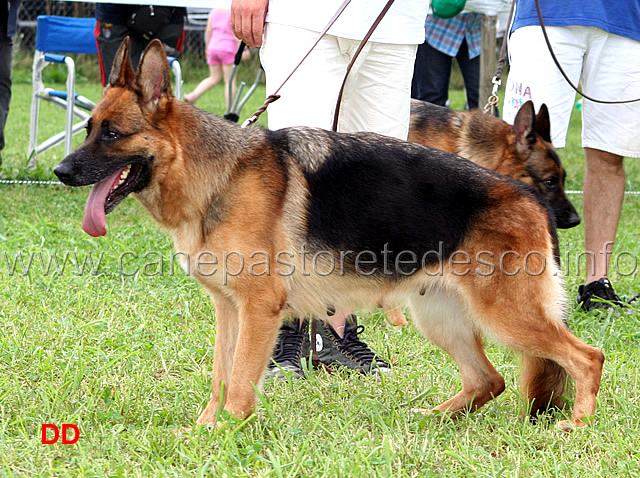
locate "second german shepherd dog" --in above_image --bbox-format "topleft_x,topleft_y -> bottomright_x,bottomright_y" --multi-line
54,39 -> 603,431
408,100 -> 580,230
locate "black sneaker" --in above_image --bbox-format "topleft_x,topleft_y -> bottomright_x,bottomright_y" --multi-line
577,278 -> 625,311
315,316 -> 391,374
266,319 -> 310,379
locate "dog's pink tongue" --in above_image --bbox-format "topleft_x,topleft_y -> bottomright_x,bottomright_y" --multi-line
82,168 -> 124,237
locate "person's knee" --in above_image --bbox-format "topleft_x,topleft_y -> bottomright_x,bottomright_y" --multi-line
585,148 -> 624,173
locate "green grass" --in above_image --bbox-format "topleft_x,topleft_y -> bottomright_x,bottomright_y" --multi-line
1,71 -> 640,477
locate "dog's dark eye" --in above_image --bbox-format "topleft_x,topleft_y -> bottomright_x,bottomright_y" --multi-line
543,176 -> 559,188
104,130 -> 121,141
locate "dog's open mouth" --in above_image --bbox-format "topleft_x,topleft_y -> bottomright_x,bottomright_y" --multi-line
82,163 -> 144,237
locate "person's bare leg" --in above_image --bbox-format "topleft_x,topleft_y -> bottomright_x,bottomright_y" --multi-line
185,64 -> 223,104
583,147 -> 625,283
327,312 -> 348,338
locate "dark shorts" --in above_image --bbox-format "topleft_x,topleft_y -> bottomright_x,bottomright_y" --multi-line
95,20 -> 184,86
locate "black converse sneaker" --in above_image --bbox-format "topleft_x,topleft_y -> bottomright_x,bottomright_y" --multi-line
576,278 -> 625,311
266,319 -> 310,379
314,316 -> 391,374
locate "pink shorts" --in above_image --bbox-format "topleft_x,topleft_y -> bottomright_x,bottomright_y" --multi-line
207,48 -> 235,66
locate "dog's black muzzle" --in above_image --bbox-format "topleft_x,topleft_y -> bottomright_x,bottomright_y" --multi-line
53,156 -> 78,186
554,201 -> 581,229
54,150 -> 104,187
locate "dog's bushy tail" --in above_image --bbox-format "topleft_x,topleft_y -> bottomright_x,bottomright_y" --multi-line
520,355 -> 567,418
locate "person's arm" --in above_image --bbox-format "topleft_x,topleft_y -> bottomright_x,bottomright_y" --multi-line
230,0 -> 269,48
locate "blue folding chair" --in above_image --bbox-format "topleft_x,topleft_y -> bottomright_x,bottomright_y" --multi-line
28,16 -> 97,167
28,15 -> 183,168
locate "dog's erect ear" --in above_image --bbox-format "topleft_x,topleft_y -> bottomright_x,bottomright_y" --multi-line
512,100 -> 537,156
108,37 -> 135,88
135,39 -> 173,108
535,104 -> 552,143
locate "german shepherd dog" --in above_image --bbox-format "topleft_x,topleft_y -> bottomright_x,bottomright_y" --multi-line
54,39 -> 603,431
380,100 -> 582,329
388,100 -> 581,330
408,100 -> 580,230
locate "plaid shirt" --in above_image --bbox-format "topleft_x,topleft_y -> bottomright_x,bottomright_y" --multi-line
424,12 -> 483,58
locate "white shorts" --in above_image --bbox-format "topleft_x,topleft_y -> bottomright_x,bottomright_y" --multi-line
260,22 -> 418,139
503,25 -> 640,158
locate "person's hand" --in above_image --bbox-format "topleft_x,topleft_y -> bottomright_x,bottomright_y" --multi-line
230,0 -> 269,48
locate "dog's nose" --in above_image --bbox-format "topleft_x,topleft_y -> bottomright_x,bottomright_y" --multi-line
566,212 -> 581,228
557,210 -> 581,229
53,161 -> 74,184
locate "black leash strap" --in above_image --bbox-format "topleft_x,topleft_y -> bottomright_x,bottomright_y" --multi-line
534,0 -> 640,105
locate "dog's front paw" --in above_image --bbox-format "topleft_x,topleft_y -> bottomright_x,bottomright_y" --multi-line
196,399 -> 222,425
410,408 -> 434,415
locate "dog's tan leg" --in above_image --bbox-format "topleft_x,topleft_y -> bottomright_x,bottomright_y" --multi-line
509,324 -> 603,431
544,336 -> 603,431
468,278 -> 604,430
221,285 -> 286,420
197,291 -> 239,425
409,291 -> 505,417
431,334 -> 505,416
197,291 -> 284,423
558,338 -> 604,430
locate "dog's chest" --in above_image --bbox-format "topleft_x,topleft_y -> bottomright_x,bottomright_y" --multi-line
169,224 -> 206,276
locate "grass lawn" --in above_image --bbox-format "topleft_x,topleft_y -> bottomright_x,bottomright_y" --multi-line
1,65 -> 640,477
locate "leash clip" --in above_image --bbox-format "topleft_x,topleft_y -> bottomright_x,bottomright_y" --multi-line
490,76 -> 502,97
483,76 -> 502,116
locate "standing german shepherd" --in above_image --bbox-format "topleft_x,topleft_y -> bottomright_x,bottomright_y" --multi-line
408,100 -> 580,229
54,39 -> 603,431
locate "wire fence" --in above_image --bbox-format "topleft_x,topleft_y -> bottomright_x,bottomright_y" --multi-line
2,178 -> 640,197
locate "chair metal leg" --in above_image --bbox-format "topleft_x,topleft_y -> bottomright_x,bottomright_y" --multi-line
169,57 -> 183,100
64,56 -> 76,158
28,51 -> 45,168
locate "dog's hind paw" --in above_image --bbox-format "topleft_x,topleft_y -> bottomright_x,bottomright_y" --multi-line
556,419 -> 588,432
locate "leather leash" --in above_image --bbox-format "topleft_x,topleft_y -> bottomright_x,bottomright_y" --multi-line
242,0 -> 396,129
534,0 -> 640,104
331,0 -> 396,132
241,0 -> 353,128
486,0 -> 640,114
